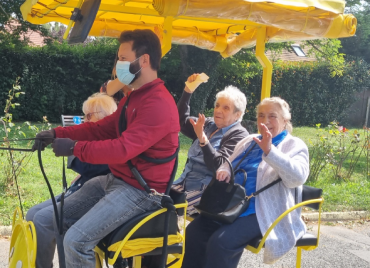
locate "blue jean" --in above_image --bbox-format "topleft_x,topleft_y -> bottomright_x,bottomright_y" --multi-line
181,214 -> 262,268
53,173 -> 162,268
26,195 -> 62,268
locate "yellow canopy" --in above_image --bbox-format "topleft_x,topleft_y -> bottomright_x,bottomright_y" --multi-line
20,0 -> 357,99
21,0 -> 356,58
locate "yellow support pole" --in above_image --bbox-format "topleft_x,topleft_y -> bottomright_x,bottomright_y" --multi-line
63,0 -> 84,40
162,16 -> 174,57
296,247 -> 302,268
255,26 -> 272,101
133,256 -> 142,268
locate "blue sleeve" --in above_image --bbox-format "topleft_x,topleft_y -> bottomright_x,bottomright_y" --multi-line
69,157 -> 111,178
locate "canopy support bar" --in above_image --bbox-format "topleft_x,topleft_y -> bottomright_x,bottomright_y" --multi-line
63,0 -> 84,40
162,16 -> 174,57
255,26 -> 272,100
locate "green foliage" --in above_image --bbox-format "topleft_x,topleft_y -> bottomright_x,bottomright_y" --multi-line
303,39 -> 345,76
0,1 -> 50,48
0,79 -> 39,189
269,59 -> 370,126
159,45 -> 223,115
1,40 -> 369,127
159,42 -> 365,127
159,45 -> 261,118
0,41 -> 118,122
308,122 -> 367,182
341,2 -> 370,63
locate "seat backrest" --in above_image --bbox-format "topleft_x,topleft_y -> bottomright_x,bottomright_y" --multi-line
170,188 -> 187,216
61,115 -> 84,127
302,185 -> 323,210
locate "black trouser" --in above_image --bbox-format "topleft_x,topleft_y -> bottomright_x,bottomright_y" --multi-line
182,214 -> 262,268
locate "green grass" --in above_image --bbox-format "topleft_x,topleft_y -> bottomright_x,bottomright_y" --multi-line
0,124 -> 369,226
295,126 -> 370,212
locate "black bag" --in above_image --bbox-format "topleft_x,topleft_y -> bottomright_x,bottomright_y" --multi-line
195,143 -> 281,224
194,156 -> 250,224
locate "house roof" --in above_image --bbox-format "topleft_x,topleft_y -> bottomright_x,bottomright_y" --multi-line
22,28 -> 45,46
4,20 -> 46,47
266,43 -> 316,62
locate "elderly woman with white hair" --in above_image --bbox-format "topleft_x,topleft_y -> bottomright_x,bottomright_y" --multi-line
182,97 -> 309,268
173,73 -> 249,216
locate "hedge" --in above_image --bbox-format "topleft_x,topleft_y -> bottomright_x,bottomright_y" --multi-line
0,42 -> 117,122
0,43 -> 369,126
259,59 -> 370,126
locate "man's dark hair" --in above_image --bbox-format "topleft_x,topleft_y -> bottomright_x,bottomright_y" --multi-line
118,29 -> 162,71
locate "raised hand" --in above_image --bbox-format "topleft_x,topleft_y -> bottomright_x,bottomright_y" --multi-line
184,73 -> 200,93
190,113 -> 207,143
253,123 -> 272,155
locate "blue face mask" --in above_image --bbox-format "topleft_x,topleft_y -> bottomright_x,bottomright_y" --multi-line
115,57 -> 142,85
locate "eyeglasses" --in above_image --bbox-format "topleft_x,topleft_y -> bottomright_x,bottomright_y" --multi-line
84,111 -> 101,121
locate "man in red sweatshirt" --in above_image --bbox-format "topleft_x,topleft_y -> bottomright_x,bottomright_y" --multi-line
32,29 -> 180,268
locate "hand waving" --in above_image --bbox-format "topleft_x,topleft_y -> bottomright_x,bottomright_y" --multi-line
184,73 -> 200,93
190,113 -> 207,143
253,123 -> 272,155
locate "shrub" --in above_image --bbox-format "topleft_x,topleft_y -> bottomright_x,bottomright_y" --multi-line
0,41 -> 118,122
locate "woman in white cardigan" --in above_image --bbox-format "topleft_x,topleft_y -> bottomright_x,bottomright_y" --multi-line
182,97 -> 309,268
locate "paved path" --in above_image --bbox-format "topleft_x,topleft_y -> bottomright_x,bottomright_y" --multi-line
238,220 -> 370,267
1,220 -> 370,267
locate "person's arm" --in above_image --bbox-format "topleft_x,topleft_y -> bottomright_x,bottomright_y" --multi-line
72,92 -> 178,165
54,102 -> 120,141
263,138 -> 309,188
177,73 -> 205,140
177,90 -> 198,140
216,135 -> 255,182
202,127 -> 249,171
253,123 -> 309,188
106,78 -> 125,96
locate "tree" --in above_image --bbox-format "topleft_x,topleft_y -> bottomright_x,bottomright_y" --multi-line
340,2 -> 370,63
303,39 -> 345,76
42,22 -> 67,43
0,1 -> 49,48
159,33 -> 346,117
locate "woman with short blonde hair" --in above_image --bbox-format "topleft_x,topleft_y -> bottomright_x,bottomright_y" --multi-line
82,93 -> 117,122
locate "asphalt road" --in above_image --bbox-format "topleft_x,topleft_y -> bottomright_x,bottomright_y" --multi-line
1,220 -> 370,268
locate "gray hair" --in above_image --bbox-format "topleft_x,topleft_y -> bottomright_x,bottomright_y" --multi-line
214,85 -> 247,122
256,97 -> 293,133
82,93 -> 117,121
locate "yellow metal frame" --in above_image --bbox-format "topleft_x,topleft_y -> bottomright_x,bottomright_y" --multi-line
246,197 -> 324,268
95,202 -> 188,268
162,16 -> 174,56
63,0 -> 84,40
255,26 -> 272,101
